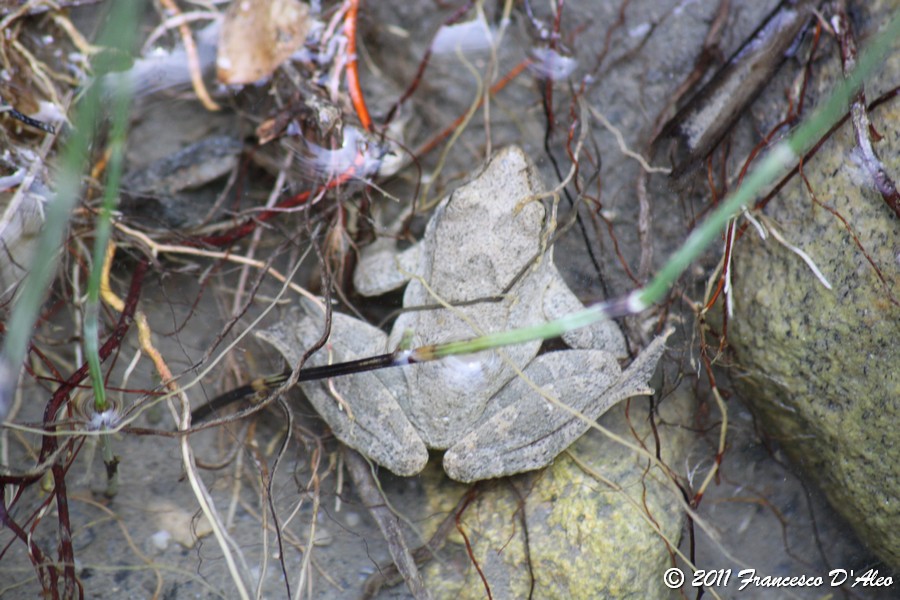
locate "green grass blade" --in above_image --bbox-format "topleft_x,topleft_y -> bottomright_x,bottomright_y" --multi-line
0,2 -> 140,422
85,62 -> 133,414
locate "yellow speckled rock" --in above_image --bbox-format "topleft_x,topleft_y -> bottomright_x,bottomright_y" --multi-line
417,389 -> 693,599
729,12 -> 900,569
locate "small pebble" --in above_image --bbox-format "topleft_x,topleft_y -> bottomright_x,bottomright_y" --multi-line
150,530 -> 171,552
344,511 -> 361,528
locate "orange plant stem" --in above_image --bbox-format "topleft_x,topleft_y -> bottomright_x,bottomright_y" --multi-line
344,0 -> 372,131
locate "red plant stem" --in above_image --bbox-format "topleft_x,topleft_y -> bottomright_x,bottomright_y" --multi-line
415,58 -> 531,158
705,22 -> 822,311
0,487 -> 56,594
197,165 -> 357,248
383,1 -> 475,126
33,258 -> 148,470
0,260 -> 146,598
198,189 -> 311,247
53,461 -> 78,599
456,486 -> 491,599
540,0 -> 565,136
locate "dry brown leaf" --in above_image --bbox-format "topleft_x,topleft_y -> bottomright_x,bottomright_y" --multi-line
216,0 -> 311,85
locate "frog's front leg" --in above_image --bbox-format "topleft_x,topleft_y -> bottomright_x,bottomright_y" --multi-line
257,306 -> 428,476
353,237 -> 422,296
443,333 -> 670,482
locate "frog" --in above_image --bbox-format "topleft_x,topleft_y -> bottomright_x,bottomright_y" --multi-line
258,146 -> 669,483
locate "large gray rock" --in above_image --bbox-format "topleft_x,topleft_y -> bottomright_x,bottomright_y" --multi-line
729,59 -> 900,567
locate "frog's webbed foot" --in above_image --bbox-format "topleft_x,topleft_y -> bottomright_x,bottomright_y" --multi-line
443,331 -> 671,483
257,305 -> 428,477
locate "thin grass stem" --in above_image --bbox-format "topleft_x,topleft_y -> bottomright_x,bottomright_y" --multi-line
0,1 -> 140,422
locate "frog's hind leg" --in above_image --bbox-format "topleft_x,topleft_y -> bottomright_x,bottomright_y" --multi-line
539,270 -> 628,358
257,306 -> 428,477
443,332 -> 670,483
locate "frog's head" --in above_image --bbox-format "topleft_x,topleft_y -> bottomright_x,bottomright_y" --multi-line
423,146 -> 548,300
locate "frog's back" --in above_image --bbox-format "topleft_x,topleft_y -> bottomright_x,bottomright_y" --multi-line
396,147 -> 551,448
